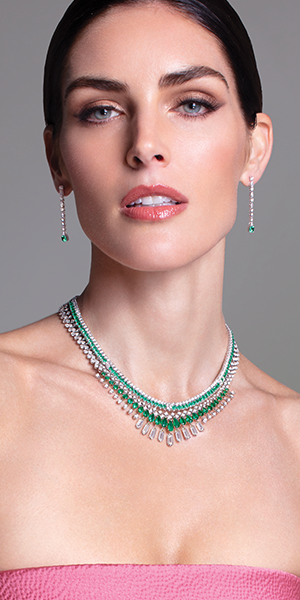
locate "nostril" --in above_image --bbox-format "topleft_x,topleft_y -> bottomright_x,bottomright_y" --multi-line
155,154 -> 164,161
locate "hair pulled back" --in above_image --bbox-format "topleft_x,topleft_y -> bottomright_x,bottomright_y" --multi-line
44,0 -> 262,136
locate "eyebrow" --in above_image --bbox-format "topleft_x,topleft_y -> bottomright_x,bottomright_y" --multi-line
64,65 -> 228,100
158,66 -> 229,89
64,77 -> 129,100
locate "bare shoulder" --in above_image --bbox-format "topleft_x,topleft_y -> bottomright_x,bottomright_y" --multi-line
0,314 -> 79,449
0,313 -> 67,374
239,353 -> 300,449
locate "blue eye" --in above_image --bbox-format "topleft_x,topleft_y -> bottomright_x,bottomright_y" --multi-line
78,105 -> 120,123
93,107 -> 118,120
182,101 -> 204,114
176,97 -> 218,118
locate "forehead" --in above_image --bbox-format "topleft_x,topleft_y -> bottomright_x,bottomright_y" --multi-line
66,3 -> 234,87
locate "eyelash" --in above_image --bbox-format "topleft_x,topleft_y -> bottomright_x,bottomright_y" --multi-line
75,96 -> 219,125
76,105 -> 121,124
175,96 -> 220,118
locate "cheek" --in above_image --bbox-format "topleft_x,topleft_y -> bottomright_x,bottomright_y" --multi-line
173,121 -> 248,228
60,127 -> 118,190
59,127 -> 122,229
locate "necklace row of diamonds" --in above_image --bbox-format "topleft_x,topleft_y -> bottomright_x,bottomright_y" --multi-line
59,297 -> 239,447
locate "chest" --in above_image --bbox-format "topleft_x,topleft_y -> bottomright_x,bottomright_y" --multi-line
1,385 -> 300,571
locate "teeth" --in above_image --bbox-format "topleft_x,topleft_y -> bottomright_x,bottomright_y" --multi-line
127,195 -> 178,207
141,196 -> 154,206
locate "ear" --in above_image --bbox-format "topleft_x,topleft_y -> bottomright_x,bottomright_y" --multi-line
43,126 -> 73,195
240,113 -> 273,187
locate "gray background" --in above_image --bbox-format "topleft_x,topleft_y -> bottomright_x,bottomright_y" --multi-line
0,0 -> 299,391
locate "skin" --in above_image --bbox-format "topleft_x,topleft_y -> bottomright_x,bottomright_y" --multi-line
1,2 -> 300,575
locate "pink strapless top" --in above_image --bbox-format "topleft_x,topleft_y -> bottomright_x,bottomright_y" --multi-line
1,564 -> 300,599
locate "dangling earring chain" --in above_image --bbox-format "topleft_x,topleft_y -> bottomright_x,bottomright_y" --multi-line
59,185 -> 69,242
248,176 -> 255,233
59,297 -> 239,448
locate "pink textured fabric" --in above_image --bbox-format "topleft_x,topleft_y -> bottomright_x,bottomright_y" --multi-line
1,564 -> 300,599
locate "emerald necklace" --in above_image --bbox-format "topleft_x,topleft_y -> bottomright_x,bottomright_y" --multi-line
59,297 -> 239,447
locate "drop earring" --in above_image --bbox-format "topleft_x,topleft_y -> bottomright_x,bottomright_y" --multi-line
248,176 -> 255,233
59,185 -> 69,242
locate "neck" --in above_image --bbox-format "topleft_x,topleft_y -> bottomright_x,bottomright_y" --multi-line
79,240 -> 227,402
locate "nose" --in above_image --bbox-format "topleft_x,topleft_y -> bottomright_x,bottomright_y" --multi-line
126,113 -> 170,169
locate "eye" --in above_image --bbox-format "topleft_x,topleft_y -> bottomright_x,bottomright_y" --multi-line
77,105 -> 121,123
181,101 -> 205,114
92,106 -> 120,121
175,97 -> 218,117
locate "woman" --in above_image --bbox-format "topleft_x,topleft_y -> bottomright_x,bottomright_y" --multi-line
0,0 -> 299,598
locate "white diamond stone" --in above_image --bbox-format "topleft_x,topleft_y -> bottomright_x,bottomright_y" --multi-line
133,414 -> 139,420
175,430 -> 182,443
149,427 -> 157,440
167,434 -> 174,447
182,427 -> 191,440
127,409 -> 133,415
158,429 -> 165,443
190,425 -> 198,436
104,383 -> 109,389
142,423 -> 150,436
135,419 -> 144,429
196,422 -> 204,433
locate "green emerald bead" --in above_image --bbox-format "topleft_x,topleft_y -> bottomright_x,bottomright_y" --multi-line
161,418 -> 168,428
180,417 -> 186,425
148,414 -> 155,422
192,413 -> 198,421
109,380 -> 114,385
186,416 -> 192,423
155,416 -> 161,425
61,234 -> 69,242
101,372 -> 106,377
248,225 -> 255,233
167,421 -> 174,432
117,389 -> 123,395
173,418 -> 180,428
113,385 -> 118,390
143,410 -> 149,418
132,403 -> 138,409
138,406 -> 144,414
202,408 -> 208,414
123,394 -> 129,400
198,410 -> 204,417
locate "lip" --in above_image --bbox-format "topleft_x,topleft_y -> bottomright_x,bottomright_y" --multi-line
120,184 -> 188,221
120,184 -> 189,208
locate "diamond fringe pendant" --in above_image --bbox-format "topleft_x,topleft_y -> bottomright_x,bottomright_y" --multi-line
59,298 -> 239,448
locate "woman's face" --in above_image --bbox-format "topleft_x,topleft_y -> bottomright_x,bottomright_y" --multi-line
56,3 -> 251,271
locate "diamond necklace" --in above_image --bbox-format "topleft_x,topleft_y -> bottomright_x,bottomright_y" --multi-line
59,297 -> 239,447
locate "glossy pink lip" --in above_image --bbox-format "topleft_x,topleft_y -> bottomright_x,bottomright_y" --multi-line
120,185 -> 188,221
120,184 -> 189,208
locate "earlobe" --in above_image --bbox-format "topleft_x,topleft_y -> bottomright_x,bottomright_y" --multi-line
43,125 -> 73,195
240,113 -> 273,186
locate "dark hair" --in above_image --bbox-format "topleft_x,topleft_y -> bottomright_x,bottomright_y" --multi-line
43,0 -> 263,136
